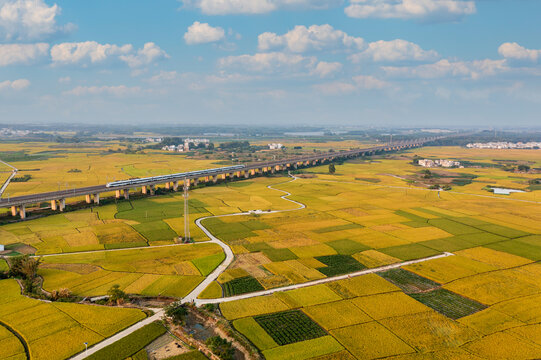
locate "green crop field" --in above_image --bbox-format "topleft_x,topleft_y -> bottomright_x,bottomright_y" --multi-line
223,276 -> 265,296
254,310 -> 327,346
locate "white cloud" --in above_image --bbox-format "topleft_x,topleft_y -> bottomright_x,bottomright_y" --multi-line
498,42 -> 541,62
258,24 -> 364,53
182,0 -> 340,15
314,81 -> 357,94
383,59 -> 508,80
353,75 -> 390,89
218,52 -> 315,73
345,0 -> 476,22
148,70 -> 179,83
51,41 -> 167,68
311,61 -> 342,77
0,0 -> 72,41
0,43 -> 49,66
0,78 -> 30,90
314,74 -> 390,94
184,21 -> 225,45
350,39 -> 439,62
64,85 -> 142,97
58,76 -> 70,83
51,41 -> 132,65
119,42 -> 169,68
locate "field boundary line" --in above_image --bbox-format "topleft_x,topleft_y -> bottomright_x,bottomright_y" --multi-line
194,252 -> 454,306
0,320 -> 30,360
34,241 -> 213,257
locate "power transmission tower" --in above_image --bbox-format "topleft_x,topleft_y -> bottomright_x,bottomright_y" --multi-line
183,179 -> 190,242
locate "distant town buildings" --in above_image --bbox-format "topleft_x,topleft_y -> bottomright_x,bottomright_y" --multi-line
162,138 -> 210,152
0,128 -> 31,137
143,137 -> 162,143
268,143 -> 284,150
467,142 -> 541,149
418,159 -> 461,168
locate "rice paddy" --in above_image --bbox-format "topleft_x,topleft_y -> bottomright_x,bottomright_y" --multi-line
1,144 -> 540,359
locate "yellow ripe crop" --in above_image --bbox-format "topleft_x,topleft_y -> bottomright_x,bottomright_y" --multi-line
351,292 -> 430,320
380,311 -> 480,352
303,300 -> 371,330
220,295 -> 290,320
455,247 -> 532,269
462,332 -> 541,360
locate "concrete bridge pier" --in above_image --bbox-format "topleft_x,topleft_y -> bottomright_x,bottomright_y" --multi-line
192,178 -> 198,186
116,190 -> 121,199
51,200 -> 57,211
93,194 -> 100,204
173,181 -> 180,191
142,185 -> 149,195
271,167 -> 276,174
19,205 -> 26,219
11,206 -> 17,217
85,194 -> 92,204
165,182 -> 171,190
149,186 -> 155,196
59,199 -> 65,212
244,171 -> 249,179
123,189 -> 129,200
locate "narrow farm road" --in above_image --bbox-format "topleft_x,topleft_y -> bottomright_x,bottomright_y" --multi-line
181,174 -> 305,303
70,174 -> 305,359
70,174 -> 455,359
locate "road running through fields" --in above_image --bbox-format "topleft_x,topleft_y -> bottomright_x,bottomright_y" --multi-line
70,174 -> 454,359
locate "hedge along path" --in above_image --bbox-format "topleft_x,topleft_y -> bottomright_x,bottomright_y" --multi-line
0,320 -> 30,360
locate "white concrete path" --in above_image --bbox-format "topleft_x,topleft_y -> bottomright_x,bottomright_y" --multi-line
0,159 -> 18,197
69,175 -> 305,359
195,252 -> 454,306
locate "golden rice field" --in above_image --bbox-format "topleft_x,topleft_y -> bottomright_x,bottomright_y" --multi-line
0,144 -> 540,359
0,279 -> 146,360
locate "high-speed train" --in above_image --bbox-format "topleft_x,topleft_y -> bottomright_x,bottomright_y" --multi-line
105,165 -> 246,188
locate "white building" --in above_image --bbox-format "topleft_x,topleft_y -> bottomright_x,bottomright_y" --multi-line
268,143 -> 284,150
0,244 -> 4,251
419,159 -> 460,168
418,159 -> 436,168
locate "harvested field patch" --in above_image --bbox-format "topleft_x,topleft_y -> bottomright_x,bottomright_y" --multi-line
223,276 -> 264,296
315,255 -> 365,276
378,268 -> 440,293
409,288 -> 486,319
254,310 -> 327,346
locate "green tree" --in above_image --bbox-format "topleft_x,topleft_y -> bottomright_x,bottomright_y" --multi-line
108,284 -> 128,305
517,164 -> 530,172
165,304 -> 188,325
206,336 -> 235,360
329,163 -> 336,174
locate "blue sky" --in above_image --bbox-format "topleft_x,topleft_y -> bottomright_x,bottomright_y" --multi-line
0,0 -> 540,127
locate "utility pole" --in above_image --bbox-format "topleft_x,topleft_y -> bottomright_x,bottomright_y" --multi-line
183,178 -> 190,242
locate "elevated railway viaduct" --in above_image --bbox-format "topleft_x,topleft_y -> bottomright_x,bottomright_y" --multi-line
0,137 -> 442,219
